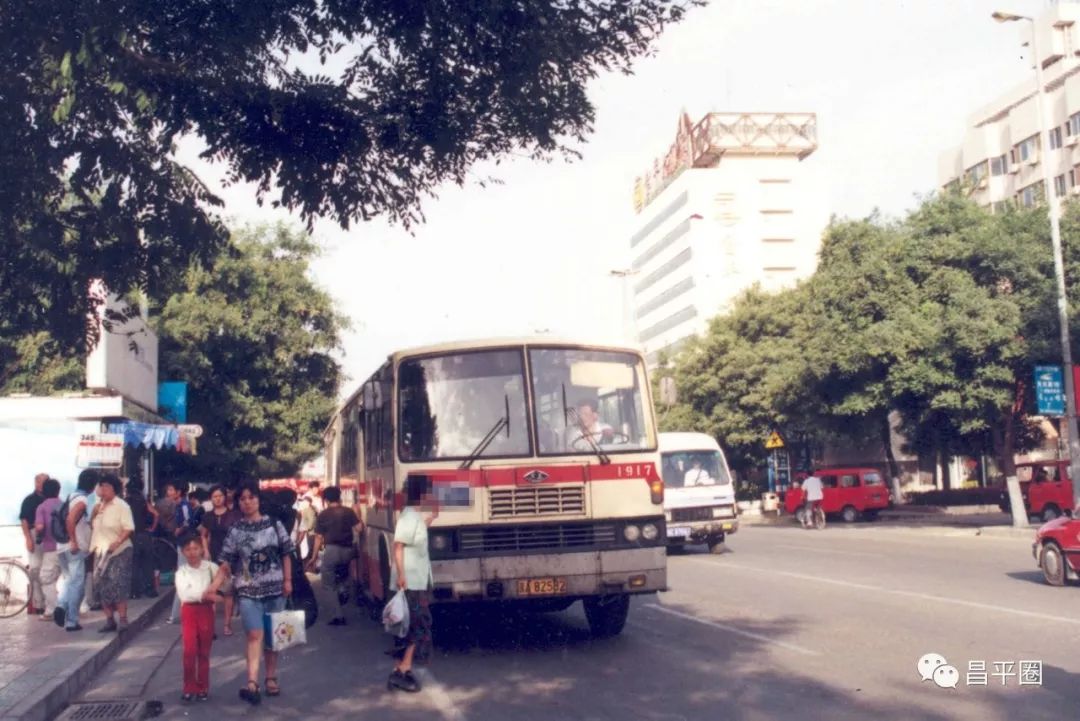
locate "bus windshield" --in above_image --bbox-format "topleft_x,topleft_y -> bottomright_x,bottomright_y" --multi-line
398,349 -> 531,461
661,451 -> 732,488
530,348 -> 656,456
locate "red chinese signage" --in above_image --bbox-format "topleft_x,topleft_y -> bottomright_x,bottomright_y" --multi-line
633,112 -> 698,214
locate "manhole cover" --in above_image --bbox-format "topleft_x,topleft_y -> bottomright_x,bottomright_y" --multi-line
54,701 -> 143,721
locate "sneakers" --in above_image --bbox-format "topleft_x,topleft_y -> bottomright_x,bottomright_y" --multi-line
387,670 -> 421,693
66,624 -> 84,632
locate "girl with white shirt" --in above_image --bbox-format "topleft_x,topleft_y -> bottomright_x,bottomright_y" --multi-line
176,532 -> 220,702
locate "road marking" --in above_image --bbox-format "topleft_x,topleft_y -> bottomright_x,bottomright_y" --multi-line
642,603 -> 822,656
774,543 -> 878,557
417,668 -> 468,721
685,558 -> 1080,627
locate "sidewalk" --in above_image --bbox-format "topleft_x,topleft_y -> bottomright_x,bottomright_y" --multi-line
740,507 -> 1038,539
0,592 -> 173,721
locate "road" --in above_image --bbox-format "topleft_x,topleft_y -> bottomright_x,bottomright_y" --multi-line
77,523 -> 1080,721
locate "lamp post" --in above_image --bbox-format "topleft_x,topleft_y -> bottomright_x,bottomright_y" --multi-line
610,269 -> 640,343
994,10 -> 1080,513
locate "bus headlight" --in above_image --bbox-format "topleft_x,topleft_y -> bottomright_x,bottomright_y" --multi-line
430,533 -> 450,552
623,525 -> 641,542
641,523 -> 659,541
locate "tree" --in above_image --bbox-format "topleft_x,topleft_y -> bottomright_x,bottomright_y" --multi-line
154,224 -> 345,483
1,0 -> 698,356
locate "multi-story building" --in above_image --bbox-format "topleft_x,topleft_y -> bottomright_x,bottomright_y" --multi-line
939,3 -> 1080,209
626,112 -> 827,366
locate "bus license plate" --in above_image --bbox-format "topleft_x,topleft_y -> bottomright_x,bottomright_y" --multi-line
516,578 -> 567,596
668,526 -> 690,538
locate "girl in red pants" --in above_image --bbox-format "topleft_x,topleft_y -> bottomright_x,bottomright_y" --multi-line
176,533 -> 221,701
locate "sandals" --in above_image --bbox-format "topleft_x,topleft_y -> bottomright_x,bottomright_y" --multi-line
223,625 -> 233,636
239,681 -> 261,705
265,677 -> 280,697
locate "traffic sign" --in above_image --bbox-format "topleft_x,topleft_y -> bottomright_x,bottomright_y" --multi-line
76,433 -> 124,469
178,424 -> 204,438
1035,365 -> 1065,416
765,430 -> 785,449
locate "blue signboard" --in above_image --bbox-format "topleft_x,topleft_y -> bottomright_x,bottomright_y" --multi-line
1035,365 -> 1065,416
158,381 -> 188,424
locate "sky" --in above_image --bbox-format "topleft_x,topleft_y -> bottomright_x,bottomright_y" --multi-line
175,0 -> 1051,394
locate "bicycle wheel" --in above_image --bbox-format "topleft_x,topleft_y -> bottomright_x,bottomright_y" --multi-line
0,559 -> 31,618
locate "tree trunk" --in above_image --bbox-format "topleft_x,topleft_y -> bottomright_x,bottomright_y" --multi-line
997,380 -> 1028,528
880,413 -> 903,504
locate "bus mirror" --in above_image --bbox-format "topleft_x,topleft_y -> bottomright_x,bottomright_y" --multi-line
660,377 -> 677,406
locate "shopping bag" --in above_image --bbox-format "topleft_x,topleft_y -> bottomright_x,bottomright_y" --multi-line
264,608 -> 307,652
382,589 -> 410,639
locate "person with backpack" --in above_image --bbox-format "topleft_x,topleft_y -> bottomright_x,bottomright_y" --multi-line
54,470 -> 98,631
32,478 -> 64,622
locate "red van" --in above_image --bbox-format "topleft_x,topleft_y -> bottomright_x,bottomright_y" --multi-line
1032,516 -> 1080,585
783,467 -> 891,523
998,461 -> 1074,522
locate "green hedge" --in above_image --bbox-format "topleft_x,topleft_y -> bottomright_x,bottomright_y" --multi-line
907,487 -> 1003,506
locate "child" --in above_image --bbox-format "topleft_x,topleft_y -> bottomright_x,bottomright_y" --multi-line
175,531 -> 220,701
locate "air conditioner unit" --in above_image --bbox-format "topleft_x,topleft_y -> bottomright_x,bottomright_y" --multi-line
1009,162 -> 1021,174
1067,135 -> 1079,147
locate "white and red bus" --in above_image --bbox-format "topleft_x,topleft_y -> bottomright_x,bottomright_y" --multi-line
323,338 -> 667,637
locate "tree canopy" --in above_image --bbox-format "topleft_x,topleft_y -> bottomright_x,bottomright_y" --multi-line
661,194 -> 1067,483
1,0 -> 697,355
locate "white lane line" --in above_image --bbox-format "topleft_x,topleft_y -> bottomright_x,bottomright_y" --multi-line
417,667 -> 468,721
685,558 -> 1080,628
642,603 -> 822,656
773,543 -> 879,557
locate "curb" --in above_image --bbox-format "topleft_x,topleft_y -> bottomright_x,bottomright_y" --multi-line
0,591 -> 174,721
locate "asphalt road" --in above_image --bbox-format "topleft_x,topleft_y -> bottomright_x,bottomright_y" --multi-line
79,523 -> 1080,721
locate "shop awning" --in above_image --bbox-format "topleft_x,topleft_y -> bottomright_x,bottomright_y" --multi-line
106,421 -> 194,453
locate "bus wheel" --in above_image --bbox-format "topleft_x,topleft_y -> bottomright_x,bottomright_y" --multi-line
369,542 -> 391,622
584,593 -> 630,638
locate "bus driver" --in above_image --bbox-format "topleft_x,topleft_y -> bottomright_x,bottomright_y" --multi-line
566,400 -> 614,450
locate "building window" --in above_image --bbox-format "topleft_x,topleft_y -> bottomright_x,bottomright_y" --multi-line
1015,135 -> 1040,163
1050,127 -> 1064,150
965,161 -> 988,186
1019,180 -> 1045,208
990,154 -> 1008,176
1072,168 -> 1078,188
1055,174 -> 1067,198
1069,112 -> 1080,137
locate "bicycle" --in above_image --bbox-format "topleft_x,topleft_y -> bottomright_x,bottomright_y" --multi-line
801,502 -> 826,530
0,556 -> 31,618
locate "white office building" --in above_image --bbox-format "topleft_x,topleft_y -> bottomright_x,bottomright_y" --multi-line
627,112 -> 828,366
939,3 -> 1080,208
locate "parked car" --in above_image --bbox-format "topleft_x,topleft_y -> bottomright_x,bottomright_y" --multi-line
783,467 -> 890,523
998,460 -> 1074,522
1032,516 -> 1080,586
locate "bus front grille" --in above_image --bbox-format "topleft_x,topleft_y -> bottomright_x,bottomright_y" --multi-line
459,522 -> 617,553
489,485 -> 586,518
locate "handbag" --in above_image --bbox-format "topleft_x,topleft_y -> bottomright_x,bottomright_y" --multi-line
264,601 -> 307,652
382,589 -> 410,639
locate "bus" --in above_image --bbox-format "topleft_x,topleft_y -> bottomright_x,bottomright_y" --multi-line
659,432 -> 738,554
323,338 -> 667,637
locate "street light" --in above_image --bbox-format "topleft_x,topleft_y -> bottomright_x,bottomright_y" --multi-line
610,268 -> 640,343
994,10 -> 1080,516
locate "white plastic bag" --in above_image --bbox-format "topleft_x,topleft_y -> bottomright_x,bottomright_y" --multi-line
264,608 -> 307,652
382,589 -> 410,638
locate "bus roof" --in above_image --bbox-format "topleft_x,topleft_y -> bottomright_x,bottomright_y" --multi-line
659,432 -> 721,453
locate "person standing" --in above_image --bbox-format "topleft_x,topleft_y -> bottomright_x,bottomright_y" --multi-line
126,480 -> 159,599
32,478 -> 63,621
305,487 -> 362,625
387,475 -> 437,693
55,470 -> 97,631
200,485 -> 239,636
90,474 -> 135,632
19,473 -> 48,616
205,481 -> 294,705
176,532 -> 220,702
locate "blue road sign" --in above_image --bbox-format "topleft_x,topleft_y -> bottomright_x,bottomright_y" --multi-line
158,381 -> 188,423
1035,365 -> 1065,416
